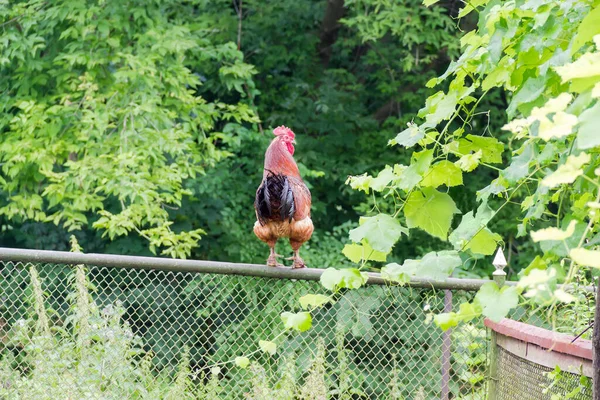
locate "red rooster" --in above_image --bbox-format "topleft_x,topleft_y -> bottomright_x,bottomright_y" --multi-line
254,126 -> 314,268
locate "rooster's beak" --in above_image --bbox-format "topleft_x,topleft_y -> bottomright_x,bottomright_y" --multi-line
292,139 -> 297,145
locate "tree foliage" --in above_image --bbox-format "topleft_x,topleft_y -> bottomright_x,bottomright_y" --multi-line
0,0 -> 258,258
343,0 -> 600,327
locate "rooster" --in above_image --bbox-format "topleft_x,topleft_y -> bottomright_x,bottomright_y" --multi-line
254,126 -> 314,268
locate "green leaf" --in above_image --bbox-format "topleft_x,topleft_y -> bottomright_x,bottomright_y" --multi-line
474,283 -> 519,322
235,356 -> 250,368
382,250 -> 461,281
346,173 -> 373,193
380,263 -> 411,285
370,165 -> 395,192
456,302 -> 481,322
456,135 -> 504,164
455,150 -> 482,172
404,188 -> 460,240
434,312 -> 459,331
421,161 -> 463,188
388,123 -> 424,148
518,256 -> 548,278
576,102 -> 600,150
299,294 -> 331,310
531,220 -> 577,242
342,242 -> 387,263
281,311 -> 312,332
320,268 -> 369,291
349,213 -> 408,253
570,248 -> 600,268
541,153 -> 591,188
418,91 -> 459,126
540,220 -> 586,257
259,340 -> 277,355
507,75 -> 547,118
503,143 -> 535,183
449,201 -> 501,255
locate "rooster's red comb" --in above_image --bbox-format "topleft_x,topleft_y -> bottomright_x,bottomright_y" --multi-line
273,126 -> 295,139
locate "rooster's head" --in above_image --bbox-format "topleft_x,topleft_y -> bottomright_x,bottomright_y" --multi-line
273,126 -> 296,155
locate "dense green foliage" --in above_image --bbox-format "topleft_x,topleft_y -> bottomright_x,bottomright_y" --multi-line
1,0 -> 473,269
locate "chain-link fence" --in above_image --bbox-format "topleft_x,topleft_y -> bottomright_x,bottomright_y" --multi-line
0,249 -> 492,399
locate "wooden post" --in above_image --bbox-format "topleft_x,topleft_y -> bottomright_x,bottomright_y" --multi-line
487,329 -> 499,400
593,277 -> 600,400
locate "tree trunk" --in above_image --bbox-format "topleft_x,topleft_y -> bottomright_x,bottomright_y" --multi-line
593,277 -> 600,399
318,0 -> 345,67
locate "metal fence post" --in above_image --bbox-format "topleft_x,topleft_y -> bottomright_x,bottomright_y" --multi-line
487,247 -> 507,399
441,289 -> 452,400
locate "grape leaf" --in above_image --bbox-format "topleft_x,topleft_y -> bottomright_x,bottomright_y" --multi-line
421,161 -> 463,188
541,153 -> 591,188
235,356 -> 250,368
382,250 -> 461,281
531,220 -> 577,242
576,101 -> 600,150
370,165 -> 395,192
389,123 -> 424,148
434,312 -> 459,331
507,75 -> 547,118
418,91 -> 459,126
320,268 -> 369,291
404,188 -> 460,240
342,242 -> 387,263
281,311 -> 312,332
381,263 -> 411,285
349,213 -> 408,253
474,283 -> 519,322
570,248 -> 600,268
456,135 -> 504,164
539,220 -> 586,258
395,149 -> 434,191
449,201 -> 499,255
259,340 -> 277,355
572,6 -> 600,54
503,143 -> 535,183
299,294 -> 331,310
346,173 -> 373,193
456,150 -> 482,172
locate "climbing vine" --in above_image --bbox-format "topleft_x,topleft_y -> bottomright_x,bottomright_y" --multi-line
241,0 -> 600,365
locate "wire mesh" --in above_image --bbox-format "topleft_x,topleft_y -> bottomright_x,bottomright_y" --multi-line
495,346 -> 592,400
0,260 -> 489,399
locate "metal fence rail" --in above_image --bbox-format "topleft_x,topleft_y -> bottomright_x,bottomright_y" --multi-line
0,248 -> 491,399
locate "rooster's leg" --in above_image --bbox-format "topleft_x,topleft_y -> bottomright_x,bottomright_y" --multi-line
287,248 -> 306,269
267,246 -> 283,267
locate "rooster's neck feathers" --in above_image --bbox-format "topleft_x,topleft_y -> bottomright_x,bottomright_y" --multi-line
264,137 -> 300,177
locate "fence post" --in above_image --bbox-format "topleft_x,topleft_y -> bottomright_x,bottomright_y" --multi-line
487,329 -> 499,400
487,247 -> 507,399
441,289 -> 452,400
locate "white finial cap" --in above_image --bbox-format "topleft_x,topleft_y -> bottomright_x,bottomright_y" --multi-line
493,247 -> 507,270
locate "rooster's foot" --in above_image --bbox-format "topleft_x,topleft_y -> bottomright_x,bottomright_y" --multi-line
286,256 -> 306,269
267,255 -> 284,268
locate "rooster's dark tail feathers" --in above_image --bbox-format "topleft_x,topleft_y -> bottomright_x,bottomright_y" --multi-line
255,171 -> 295,226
